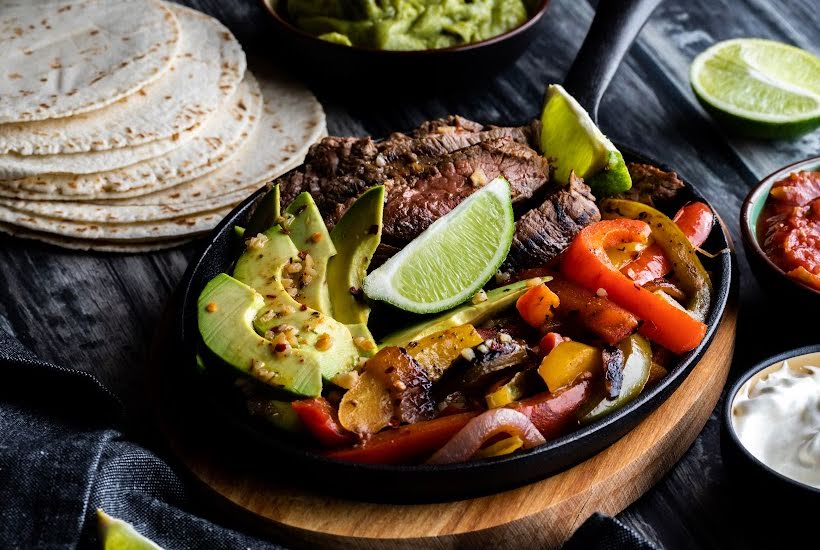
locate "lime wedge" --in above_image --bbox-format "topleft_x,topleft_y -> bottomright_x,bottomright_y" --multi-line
363,176 -> 514,314
97,510 -> 163,550
690,38 -> 820,139
540,84 -> 632,194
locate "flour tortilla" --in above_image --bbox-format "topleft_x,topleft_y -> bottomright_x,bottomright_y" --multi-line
0,4 -> 246,156
0,0 -> 180,123
0,74 -> 262,196
0,222 -> 192,252
0,6 -> 250,180
0,69 -> 326,223
0,204 -> 233,241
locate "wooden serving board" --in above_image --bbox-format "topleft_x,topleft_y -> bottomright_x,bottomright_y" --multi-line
156,302 -> 736,549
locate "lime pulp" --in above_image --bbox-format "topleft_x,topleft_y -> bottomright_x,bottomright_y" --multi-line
363,176 -> 514,314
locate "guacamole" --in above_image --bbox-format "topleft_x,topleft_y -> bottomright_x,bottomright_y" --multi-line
286,0 -> 530,51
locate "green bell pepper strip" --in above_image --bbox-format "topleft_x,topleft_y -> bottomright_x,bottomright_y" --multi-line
581,334 -> 652,423
600,199 -> 712,323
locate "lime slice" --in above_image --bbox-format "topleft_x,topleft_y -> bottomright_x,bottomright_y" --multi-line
363,176 -> 514,314
690,38 -> 820,139
540,84 -> 631,195
97,510 -> 163,550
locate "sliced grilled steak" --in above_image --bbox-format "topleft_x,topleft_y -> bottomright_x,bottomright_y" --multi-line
278,116 -> 542,220
379,125 -> 533,159
381,137 -> 550,243
618,162 -> 685,210
280,139 -> 549,244
412,115 -> 485,136
502,173 -> 600,273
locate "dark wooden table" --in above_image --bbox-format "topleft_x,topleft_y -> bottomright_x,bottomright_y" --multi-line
1,1 -> 817,548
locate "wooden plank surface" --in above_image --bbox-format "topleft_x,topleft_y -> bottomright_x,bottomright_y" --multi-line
0,0 -> 817,548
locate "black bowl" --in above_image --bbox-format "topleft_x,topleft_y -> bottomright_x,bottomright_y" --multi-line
258,0 -> 551,92
741,155 -> 820,307
170,143 -> 733,503
721,346 -> 820,510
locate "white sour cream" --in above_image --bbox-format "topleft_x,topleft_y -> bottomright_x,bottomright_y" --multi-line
731,357 -> 820,489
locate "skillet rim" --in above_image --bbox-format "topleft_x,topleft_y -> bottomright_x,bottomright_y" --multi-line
171,136 -> 734,499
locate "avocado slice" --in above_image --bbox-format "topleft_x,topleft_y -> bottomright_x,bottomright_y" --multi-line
284,192 -> 337,314
378,279 -> 537,348
244,183 -> 280,238
197,273 -> 322,397
327,185 -> 384,352
233,226 -> 359,382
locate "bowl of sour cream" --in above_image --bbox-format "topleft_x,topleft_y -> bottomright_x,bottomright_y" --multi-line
723,346 -> 820,502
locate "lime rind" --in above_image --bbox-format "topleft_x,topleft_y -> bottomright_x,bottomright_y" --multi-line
586,149 -> 632,194
97,509 -> 164,550
690,38 -> 820,137
540,84 -> 632,193
363,177 -> 514,314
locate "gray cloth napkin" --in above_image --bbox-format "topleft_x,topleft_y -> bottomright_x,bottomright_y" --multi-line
0,329 -> 658,549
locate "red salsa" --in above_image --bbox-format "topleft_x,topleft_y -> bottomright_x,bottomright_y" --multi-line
758,171 -> 820,291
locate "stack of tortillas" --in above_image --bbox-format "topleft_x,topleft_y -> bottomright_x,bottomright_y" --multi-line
0,0 -> 326,252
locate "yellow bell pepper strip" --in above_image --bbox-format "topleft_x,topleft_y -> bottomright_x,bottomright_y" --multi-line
601,199 -> 713,323
538,341 -> 602,392
515,283 -> 560,328
473,436 -> 524,459
560,219 -> 707,354
405,324 -> 484,382
485,369 -> 543,409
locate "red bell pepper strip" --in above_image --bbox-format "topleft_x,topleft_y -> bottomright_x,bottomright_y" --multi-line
538,332 -> 566,357
560,219 -> 707,354
506,269 -> 640,346
291,398 -> 354,447
507,374 -> 594,440
547,276 -> 640,345
621,202 -> 714,285
325,412 -> 477,464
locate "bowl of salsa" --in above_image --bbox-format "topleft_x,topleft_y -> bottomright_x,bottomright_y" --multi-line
742,156 -> 820,303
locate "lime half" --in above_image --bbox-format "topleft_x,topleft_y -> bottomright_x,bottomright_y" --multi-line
691,38 -> 820,139
363,176 -> 514,314
540,84 -> 632,195
97,510 -> 163,550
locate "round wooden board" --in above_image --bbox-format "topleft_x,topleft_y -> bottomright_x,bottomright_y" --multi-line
157,302 -> 736,549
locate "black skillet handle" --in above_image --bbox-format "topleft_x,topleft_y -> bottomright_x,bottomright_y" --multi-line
563,0 -> 664,124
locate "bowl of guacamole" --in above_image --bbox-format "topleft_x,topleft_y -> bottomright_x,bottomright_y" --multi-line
282,0 -> 536,51
259,0 -> 550,91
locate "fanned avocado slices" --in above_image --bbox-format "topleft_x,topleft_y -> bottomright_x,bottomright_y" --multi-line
327,185 -> 384,354
198,272 -> 323,397
233,225 -> 358,383
284,192 -> 337,315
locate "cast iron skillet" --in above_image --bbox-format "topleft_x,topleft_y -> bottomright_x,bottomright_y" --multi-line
172,0 -> 732,502
258,0 -> 552,90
